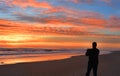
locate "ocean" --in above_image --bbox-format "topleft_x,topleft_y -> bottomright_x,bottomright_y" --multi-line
0,48 -> 116,65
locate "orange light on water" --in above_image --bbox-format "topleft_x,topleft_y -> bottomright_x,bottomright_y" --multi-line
0,53 -> 80,65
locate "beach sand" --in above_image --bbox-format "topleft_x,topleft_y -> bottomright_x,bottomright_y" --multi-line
0,51 -> 119,76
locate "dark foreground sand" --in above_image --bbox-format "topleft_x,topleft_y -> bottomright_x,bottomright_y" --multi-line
0,51 -> 120,76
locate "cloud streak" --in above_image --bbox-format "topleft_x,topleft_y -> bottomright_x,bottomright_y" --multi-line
13,9 -> 120,30
0,19 -> 119,37
67,0 -> 112,4
3,0 -> 52,9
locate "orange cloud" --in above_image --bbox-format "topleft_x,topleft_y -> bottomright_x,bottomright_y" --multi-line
0,19 -> 119,37
0,19 -> 87,36
0,18 -> 120,48
6,0 -> 52,9
80,18 -> 107,27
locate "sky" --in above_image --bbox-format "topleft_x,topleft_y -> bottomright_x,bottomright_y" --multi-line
0,0 -> 120,49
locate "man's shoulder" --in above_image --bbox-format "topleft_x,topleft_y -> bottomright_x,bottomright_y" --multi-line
87,48 -> 99,52
93,48 -> 99,50
96,48 -> 100,51
95,48 -> 100,54
87,48 -> 92,51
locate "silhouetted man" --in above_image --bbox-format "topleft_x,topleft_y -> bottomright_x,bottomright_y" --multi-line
86,42 -> 100,76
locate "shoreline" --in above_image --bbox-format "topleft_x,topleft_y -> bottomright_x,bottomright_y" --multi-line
0,50 -> 115,66
0,51 -> 119,76
0,50 -> 112,65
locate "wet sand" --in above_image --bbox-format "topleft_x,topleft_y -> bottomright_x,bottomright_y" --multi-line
0,51 -> 119,76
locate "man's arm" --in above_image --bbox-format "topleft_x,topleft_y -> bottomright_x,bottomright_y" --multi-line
85,49 -> 89,56
98,49 -> 100,55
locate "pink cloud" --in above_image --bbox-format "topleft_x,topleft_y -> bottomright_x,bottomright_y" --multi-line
67,0 -> 93,4
43,6 -> 103,18
103,0 -> 111,4
70,0 -> 79,3
43,7 -> 77,15
5,0 -> 52,9
67,0 -> 112,4
106,16 -> 120,28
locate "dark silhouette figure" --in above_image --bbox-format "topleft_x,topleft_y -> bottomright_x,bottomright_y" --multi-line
86,42 -> 100,76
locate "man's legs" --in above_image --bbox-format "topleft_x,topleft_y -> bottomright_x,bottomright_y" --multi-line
93,64 -> 98,76
86,63 -> 92,76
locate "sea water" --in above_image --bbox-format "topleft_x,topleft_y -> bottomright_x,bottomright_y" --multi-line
0,48 -> 114,65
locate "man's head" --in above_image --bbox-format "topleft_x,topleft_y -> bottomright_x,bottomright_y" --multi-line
92,42 -> 97,49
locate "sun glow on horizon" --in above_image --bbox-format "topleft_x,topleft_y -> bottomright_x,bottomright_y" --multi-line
0,35 -> 31,42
